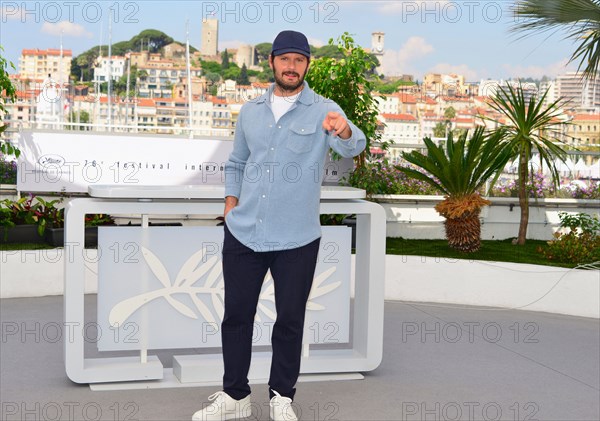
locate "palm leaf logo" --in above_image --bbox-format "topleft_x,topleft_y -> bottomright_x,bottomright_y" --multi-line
109,246 -> 223,326
109,247 -> 341,326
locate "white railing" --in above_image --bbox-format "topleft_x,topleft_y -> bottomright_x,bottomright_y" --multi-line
3,121 -> 234,139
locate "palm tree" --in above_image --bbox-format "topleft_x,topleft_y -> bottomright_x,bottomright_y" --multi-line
397,127 -> 512,252
486,83 -> 568,245
513,0 -> 600,79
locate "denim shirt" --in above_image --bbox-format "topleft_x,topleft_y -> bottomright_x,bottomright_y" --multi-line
224,82 -> 366,251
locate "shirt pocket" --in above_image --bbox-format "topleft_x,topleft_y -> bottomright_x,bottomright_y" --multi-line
286,123 -> 317,154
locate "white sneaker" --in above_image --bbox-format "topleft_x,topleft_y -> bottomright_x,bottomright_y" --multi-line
192,391 -> 252,421
269,390 -> 297,421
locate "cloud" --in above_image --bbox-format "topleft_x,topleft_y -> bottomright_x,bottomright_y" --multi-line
427,63 -> 479,81
376,0 -> 452,14
380,36 -> 434,76
41,21 -> 93,38
501,59 -> 573,79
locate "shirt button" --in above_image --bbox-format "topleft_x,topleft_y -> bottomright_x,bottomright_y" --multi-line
266,169 -> 270,173
259,219 -> 263,223
269,125 -> 272,128
278,125 -> 282,129
270,147 -> 274,151
262,194 -> 266,198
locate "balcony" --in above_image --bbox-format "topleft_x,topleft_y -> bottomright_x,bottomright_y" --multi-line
157,117 -> 173,125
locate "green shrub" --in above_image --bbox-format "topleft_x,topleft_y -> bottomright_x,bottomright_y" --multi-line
541,212 -> 600,265
0,156 -> 17,184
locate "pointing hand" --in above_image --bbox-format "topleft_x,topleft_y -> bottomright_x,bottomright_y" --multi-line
322,111 -> 351,139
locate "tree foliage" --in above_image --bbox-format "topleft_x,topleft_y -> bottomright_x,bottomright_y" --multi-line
433,122 -> 447,138
237,64 -> 250,85
221,49 -> 230,69
313,45 -> 345,59
305,33 -> 381,167
255,43 -> 273,62
372,79 -> 416,94
222,64 -> 240,81
130,29 -> 174,53
486,83 -> 568,245
73,29 -> 177,82
444,106 -> 456,119
0,45 -> 19,157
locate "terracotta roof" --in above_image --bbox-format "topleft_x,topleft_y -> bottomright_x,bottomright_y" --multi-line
381,93 -> 418,103
395,93 -> 417,103
21,48 -> 72,56
381,113 -> 417,121
210,97 -> 228,105
137,99 -> 155,107
10,75 -> 44,83
15,90 -> 40,99
573,114 -> 600,122
72,95 -> 90,101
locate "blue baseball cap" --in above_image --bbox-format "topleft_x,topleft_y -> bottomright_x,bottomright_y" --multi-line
271,30 -> 311,58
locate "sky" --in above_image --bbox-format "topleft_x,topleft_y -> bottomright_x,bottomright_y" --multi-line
0,0 -> 580,81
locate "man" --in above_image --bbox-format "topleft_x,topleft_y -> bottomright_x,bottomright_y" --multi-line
192,30 -> 366,421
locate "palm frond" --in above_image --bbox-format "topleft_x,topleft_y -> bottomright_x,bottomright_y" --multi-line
488,83 -> 568,184
397,127 -> 511,198
512,0 -> 600,79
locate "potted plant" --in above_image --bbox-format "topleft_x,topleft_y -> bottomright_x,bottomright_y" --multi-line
44,211 -> 115,248
397,127 -> 512,252
0,195 -> 59,243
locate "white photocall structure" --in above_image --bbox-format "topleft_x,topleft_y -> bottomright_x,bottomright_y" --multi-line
17,130 -> 386,387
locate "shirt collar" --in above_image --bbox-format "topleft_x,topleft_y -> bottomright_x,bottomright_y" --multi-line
256,81 -> 316,106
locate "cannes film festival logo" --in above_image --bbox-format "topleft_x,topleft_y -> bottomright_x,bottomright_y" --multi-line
108,246 -> 340,327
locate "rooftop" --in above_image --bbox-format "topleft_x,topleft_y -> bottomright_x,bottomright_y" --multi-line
21,48 -> 73,57
381,113 -> 418,121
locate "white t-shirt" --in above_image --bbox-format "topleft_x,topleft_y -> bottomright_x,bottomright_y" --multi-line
271,92 -> 300,123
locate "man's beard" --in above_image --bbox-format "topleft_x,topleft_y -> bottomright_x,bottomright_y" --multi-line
274,68 -> 307,93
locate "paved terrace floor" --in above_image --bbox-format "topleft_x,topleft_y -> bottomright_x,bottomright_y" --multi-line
1,296 -> 599,421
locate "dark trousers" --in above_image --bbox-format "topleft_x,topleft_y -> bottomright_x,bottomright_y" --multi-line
221,224 -> 320,401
